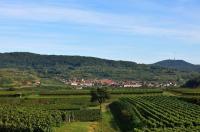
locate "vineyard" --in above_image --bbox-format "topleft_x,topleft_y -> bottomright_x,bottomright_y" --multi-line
1,88 -> 199,131
0,96 -> 101,131
167,88 -> 200,96
0,88 -> 165,131
36,88 -> 163,96
0,88 -> 163,97
0,105 -> 100,131
110,95 -> 200,132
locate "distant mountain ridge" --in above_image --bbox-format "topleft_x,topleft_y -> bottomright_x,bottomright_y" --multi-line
0,52 -> 199,83
153,59 -> 200,72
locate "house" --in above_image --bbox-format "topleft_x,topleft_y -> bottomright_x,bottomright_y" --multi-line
124,84 -> 142,88
100,79 -> 115,85
83,83 -> 93,87
71,82 -> 78,86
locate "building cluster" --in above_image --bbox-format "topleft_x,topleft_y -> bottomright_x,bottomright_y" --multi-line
59,78 -> 177,88
143,81 -> 177,88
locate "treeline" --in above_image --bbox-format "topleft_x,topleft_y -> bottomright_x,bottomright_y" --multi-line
182,77 -> 200,88
0,52 -> 196,81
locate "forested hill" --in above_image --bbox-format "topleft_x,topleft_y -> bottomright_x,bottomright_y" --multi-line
154,60 -> 200,72
0,52 -> 137,68
0,52 -> 199,81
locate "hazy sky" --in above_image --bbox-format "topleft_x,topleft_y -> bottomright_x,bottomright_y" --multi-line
0,0 -> 200,64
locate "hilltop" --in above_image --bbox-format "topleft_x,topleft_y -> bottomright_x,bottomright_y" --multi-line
154,59 -> 200,72
0,52 -> 199,87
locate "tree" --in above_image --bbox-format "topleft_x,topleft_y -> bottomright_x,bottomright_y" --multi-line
90,88 -> 110,111
90,88 -> 110,132
182,77 -> 200,88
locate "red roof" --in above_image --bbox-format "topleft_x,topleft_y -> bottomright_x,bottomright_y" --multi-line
100,79 -> 114,85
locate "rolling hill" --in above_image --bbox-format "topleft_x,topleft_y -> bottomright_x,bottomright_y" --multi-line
154,59 -> 200,72
0,52 -> 199,86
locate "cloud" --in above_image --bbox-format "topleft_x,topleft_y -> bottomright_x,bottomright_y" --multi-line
0,3 -> 200,42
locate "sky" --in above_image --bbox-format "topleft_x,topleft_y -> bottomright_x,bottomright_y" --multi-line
0,0 -> 200,64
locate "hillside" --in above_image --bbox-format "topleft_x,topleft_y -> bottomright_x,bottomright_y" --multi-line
0,68 -> 39,88
0,52 -> 199,83
154,59 -> 200,72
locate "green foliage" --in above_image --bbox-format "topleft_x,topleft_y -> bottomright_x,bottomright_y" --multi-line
0,105 -> 100,131
91,88 -> 110,104
169,88 -> 200,96
178,96 -> 200,105
0,98 -> 101,132
0,52 -> 198,82
0,69 -> 39,87
0,105 -> 62,131
0,96 -> 98,110
53,122 -> 92,132
72,109 -> 101,121
40,90 -> 91,96
110,101 -> 140,131
154,59 -> 200,72
137,126 -> 200,132
110,96 -> 200,131
36,88 -> 163,96
109,88 -> 163,95
182,77 -> 200,88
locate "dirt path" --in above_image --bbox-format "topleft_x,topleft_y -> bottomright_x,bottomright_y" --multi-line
88,122 -> 98,132
88,102 -> 119,132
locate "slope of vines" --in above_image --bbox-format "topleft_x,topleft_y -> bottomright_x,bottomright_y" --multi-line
110,95 -> 200,132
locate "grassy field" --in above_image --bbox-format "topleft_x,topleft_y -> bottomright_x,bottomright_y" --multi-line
53,122 -> 98,132
99,103 -> 119,132
53,107 -> 118,132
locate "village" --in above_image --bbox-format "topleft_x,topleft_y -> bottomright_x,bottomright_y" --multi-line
58,78 -> 177,89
